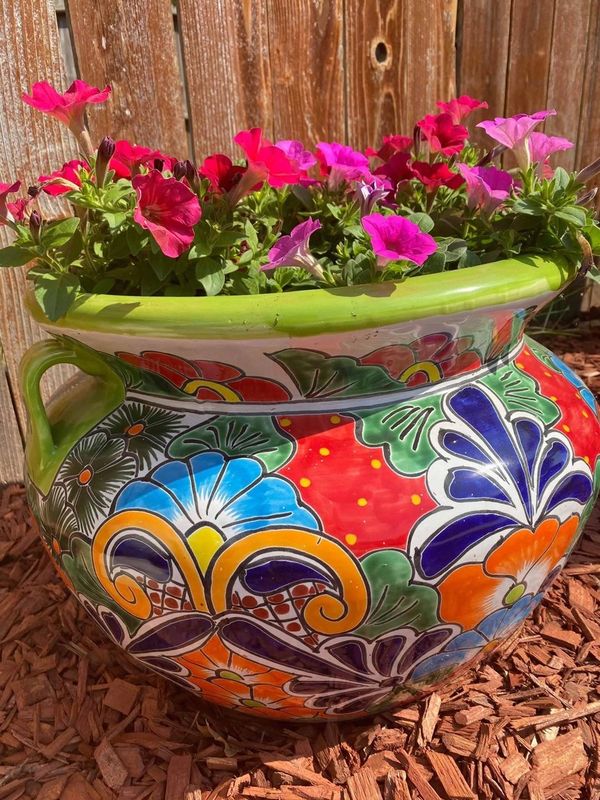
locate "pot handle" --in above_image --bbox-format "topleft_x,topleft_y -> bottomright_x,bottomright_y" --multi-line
19,337 -> 125,492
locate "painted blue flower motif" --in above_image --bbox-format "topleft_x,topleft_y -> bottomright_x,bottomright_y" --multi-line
410,384 -> 593,579
549,354 -> 597,412
114,452 -> 320,538
410,593 -> 541,683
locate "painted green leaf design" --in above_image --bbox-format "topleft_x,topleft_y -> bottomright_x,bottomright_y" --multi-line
269,348 -> 400,399
354,396 -> 445,476
357,549 -> 439,639
168,414 -> 295,471
481,362 -> 559,424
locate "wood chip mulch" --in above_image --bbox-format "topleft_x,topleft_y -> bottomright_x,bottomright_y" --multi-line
1,335 -> 600,800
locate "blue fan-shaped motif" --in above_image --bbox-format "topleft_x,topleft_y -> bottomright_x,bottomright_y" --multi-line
411,384 -> 593,579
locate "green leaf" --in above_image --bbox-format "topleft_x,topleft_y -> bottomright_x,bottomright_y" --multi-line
583,223 -> 600,254
356,550 -> 439,638
407,212 -> 434,233
41,217 -> 80,249
244,220 -> 259,249
552,167 -> 570,191
214,230 -> 245,247
554,206 -> 587,226
33,272 -> 80,320
269,349 -> 399,399
169,414 -> 295,472
0,246 -> 33,267
195,258 -> 225,295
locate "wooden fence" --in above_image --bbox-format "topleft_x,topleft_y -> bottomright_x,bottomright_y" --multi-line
1,0 -> 599,483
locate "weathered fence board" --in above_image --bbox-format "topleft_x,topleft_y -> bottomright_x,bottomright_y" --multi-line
2,0 -> 600,482
179,0 -> 273,157
0,0 -> 77,480
66,0 -> 187,155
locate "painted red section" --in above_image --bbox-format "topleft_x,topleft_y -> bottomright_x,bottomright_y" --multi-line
276,412 -> 435,556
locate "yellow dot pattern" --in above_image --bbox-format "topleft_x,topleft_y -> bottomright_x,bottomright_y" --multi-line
371,459 -> 382,469
345,534 -> 357,546
319,447 -> 330,456
562,424 -> 571,433
300,477 -> 311,488
411,494 -> 422,506
279,418 -> 292,427
330,415 -> 341,424
357,497 -> 368,507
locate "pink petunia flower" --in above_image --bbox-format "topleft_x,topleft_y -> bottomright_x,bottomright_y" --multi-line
39,159 -> 89,196
110,140 -> 168,179
436,96 -> 488,123
263,218 -> 324,279
0,180 -> 22,225
235,129 -> 301,187
352,177 -> 393,216
315,142 -> 372,190
132,170 -> 202,258
366,135 -> 413,161
417,113 -> 469,156
411,161 -> 464,193
477,110 -> 556,169
527,132 -> 573,175
362,213 -> 437,269
200,154 -> 245,193
275,140 -> 317,172
22,80 -> 110,136
457,164 -> 513,214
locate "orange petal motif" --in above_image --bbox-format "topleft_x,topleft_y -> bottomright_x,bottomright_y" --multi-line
438,563 -> 508,630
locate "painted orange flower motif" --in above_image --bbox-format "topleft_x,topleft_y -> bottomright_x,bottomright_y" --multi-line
438,515 -> 580,630
176,634 -> 316,719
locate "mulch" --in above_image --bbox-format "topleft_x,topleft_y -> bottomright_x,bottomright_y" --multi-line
0,335 -> 599,800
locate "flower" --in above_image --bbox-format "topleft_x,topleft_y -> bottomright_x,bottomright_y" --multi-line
366,135 -> 413,161
457,164 -> 513,213
264,218 -> 324,279
22,79 -> 110,136
436,95 -> 488,123
362,213 -> 437,268
0,181 -> 24,225
199,154 -> 245,193
275,140 -> 317,172
477,110 -> 556,169
132,170 -> 202,258
110,140 -> 167,179
220,615 -> 455,716
437,515 -> 579,630
352,178 -> 392,216
417,113 -> 468,155
527,132 -> 573,175
116,351 -> 291,402
411,161 -> 464,193
39,160 -> 89,196
58,431 -> 137,535
233,128 -> 301,192
374,152 -> 414,193
176,632 -> 315,718
315,142 -> 372,189
410,594 -> 540,684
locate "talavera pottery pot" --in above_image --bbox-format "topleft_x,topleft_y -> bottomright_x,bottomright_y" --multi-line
21,256 -> 600,721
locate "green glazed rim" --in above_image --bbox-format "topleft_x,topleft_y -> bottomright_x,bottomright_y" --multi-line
26,255 -> 577,340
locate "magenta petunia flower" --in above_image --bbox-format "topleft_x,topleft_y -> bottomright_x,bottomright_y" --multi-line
374,152 -> 414,192
362,213 -> 437,269
133,170 -> 202,258
275,140 -> 317,172
477,110 -> 556,169
527,132 -> 573,164
315,142 -> 371,189
200,154 -> 245,193
457,164 -> 513,214
366,135 -> 413,161
411,161 -> 464,193
39,159 -> 89,196
436,95 -> 488,123
234,128 -> 301,188
0,180 -> 22,225
22,80 -> 110,136
263,218 -> 324,279
110,140 -> 169,179
417,113 -> 468,156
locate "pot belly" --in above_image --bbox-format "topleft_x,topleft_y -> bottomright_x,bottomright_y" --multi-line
26,338 -> 600,720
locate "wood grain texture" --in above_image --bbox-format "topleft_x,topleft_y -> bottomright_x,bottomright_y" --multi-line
178,0 -> 272,158
0,354 -> 24,485
545,0 -> 592,169
66,0 -> 187,155
268,0 -> 345,144
345,0 -> 457,150
456,0 -> 511,121
504,0 -> 555,116
575,1 -> 600,170
0,0 -> 77,439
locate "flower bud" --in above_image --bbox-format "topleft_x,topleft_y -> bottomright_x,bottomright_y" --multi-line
476,144 -> 507,167
29,210 -> 42,242
577,156 -> 600,184
95,136 -> 115,186
27,185 -> 41,198
577,187 -> 597,206
173,160 -> 188,181
154,158 -> 164,172
412,124 -> 422,159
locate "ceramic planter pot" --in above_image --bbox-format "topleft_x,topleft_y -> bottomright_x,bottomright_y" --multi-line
21,256 -> 600,721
